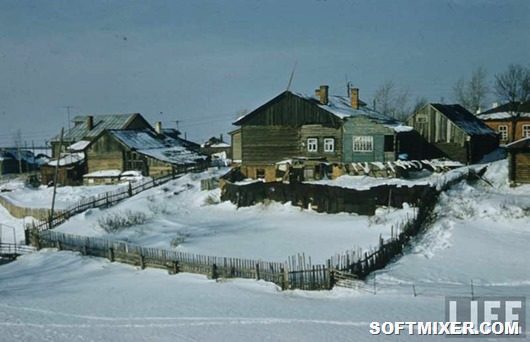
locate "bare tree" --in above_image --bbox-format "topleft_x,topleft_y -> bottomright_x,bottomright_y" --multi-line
494,64 -> 530,141
453,66 -> 489,114
411,96 -> 428,114
494,64 -> 530,103
372,81 -> 412,121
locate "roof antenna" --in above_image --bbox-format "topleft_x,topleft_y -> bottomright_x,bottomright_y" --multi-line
286,61 -> 298,91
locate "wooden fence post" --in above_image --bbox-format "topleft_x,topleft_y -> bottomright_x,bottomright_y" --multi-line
140,254 -> 145,269
211,263 -> 218,279
108,247 -> 114,262
256,263 -> 260,280
56,240 -> 62,251
128,182 -> 133,197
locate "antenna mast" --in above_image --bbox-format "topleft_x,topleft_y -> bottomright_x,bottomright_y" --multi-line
286,61 -> 298,91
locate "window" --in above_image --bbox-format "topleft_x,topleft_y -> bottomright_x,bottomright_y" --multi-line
256,168 -> 265,179
523,125 -> 530,138
498,125 -> 508,141
307,138 -> 318,152
352,136 -> 373,152
323,138 -> 334,152
416,115 -> 427,123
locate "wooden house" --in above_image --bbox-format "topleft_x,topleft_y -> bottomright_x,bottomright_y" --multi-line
407,103 -> 498,164
477,101 -> 530,144
40,140 -> 90,186
50,113 -> 152,158
40,153 -> 87,186
85,128 -> 207,178
506,137 -> 530,185
231,85 -> 413,181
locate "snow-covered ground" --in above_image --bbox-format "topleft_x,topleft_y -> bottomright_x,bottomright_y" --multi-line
0,180 -> 128,209
54,171 -> 414,263
1,159 -> 529,341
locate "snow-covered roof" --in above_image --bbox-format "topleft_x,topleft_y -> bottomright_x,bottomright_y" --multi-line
506,137 -> 530,149
295,92 -> 409,131
430,103 -> 496,136
477,112 -> 530,120
47,152 -> 85,166
68,140 -> 91,151
210,142 -> 231,148
108,129 -> 207,165
234,90 -> 409,133
83,169 -> 121,178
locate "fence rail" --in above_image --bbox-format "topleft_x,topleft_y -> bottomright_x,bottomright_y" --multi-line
0,242 -> 35,258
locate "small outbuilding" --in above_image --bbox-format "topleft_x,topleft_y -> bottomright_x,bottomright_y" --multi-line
506,137 -> 530,185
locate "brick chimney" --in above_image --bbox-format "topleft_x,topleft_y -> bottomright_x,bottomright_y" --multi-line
315,85 -> 329,105
155,121 -> 162,134
350,87 -> 359,109
86,116 -> 94,130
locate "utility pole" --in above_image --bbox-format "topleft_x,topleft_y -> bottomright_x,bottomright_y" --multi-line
50,128 -> 64,226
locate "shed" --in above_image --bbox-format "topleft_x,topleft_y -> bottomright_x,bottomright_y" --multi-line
407,103 -> 498,163
506,137 -> 530,185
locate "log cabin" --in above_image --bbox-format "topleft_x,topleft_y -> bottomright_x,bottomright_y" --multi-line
85,128 -> 208,178
231,85 -> 414,181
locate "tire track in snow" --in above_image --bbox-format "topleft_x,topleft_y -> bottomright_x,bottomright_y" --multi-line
0,303 -> 368,327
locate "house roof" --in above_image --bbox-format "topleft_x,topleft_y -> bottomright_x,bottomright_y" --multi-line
51,113 -> 142,143
67,140 -> 91,152
108,129 -> 207,165
233,90 -> 412,132
47,152 -> 85,167
477,101 -> 530,120
430,103 -> 496,136
506,136 -> 530,150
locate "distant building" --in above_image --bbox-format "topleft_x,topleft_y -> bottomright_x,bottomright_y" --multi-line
407,103 -> 498,164
477,101 -> 530,144
231,85 -> 414,181
0,150 -> 19,175
506,137 -> 530,185
50,113 -> 152,158
201,135 -> 231,166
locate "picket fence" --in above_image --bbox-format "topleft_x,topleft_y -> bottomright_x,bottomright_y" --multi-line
26,166 -> 475,291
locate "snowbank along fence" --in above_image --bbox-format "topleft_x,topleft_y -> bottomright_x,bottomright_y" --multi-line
0,195 -> 62,221
26,167 -> 479,291
30,230 -> 332,291
27,165 -> 204,233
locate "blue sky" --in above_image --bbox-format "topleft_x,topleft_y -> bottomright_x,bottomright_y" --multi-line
0,0 -> 529,146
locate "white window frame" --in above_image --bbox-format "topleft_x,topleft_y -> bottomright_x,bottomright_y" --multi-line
498,125 -> 508,141
352,136 -> 373,152
323,138 -> 334,152
523,125 -> 530,138
307,138 -> 318,152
